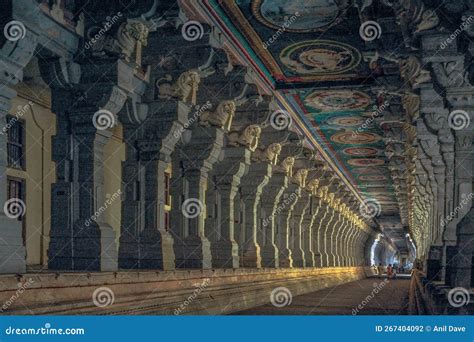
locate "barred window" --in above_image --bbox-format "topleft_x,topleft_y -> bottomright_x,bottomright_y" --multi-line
6,115 -> 25,169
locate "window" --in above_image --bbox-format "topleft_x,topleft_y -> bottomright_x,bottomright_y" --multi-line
6,115 -> 25,169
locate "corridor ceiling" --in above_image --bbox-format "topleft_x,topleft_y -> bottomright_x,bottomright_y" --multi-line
197,0 -> 412,219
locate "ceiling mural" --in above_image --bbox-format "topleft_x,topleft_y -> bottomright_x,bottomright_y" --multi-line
206,0 -> 404,217
252,0 -> 350,32
217,0 -> 373,83
280,40 -> 361,76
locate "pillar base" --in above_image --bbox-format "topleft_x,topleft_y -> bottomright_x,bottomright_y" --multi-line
0,214 -> 26,273
304,251 -> 315,267
174,235 -> 212,269
99,223 -> 118,272
211,239 -> 239,268
48,220 -> 101,271
278,248 -> 293,268
261,244 -> 279,268
241,243 -> 262,268
292,248 -> 306,267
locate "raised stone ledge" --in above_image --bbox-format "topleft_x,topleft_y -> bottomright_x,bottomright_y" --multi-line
0,267 -> 367,315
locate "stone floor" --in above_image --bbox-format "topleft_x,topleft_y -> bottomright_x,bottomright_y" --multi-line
235,275 -> 411,315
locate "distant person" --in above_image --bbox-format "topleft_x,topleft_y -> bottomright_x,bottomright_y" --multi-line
386,264 -> 393,278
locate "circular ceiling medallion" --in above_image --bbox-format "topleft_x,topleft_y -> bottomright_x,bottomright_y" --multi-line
348,158 -> 385,167
280,40 -> 361,75
330,131 -> 381,145
325,116 -> 366,127
306,90 -> 370,111
253,0 -> 348,33
343,147 -> 380,156
359,175 -> 387,181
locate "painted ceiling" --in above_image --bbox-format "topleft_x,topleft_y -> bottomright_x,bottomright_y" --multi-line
202,0 -> 405,218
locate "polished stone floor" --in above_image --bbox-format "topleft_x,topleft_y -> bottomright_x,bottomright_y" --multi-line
235,276 -> 411,315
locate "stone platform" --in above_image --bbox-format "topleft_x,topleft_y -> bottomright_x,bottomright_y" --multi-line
0,267 -> 366,315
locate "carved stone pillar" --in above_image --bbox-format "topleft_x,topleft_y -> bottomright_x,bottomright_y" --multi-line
239,141 -> 282,268
207,124 -> 261,268
260,156 -> 294,267
291,189 -> 309,268
49,87 -> 125,271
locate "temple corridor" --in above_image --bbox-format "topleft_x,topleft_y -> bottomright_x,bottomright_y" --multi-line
0,0 -> 473,316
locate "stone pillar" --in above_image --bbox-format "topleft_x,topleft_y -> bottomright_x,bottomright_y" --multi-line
291,186 -> 309,268
260,157 -> 294,267
314,187 -> 330,267
49,97 -> 122,271
276,183 -> 299,268
321,195 -> 336,267
239,141 -> 282,268
301,190 -> 316,267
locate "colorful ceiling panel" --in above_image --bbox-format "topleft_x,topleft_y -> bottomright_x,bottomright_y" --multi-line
205,0 -> 402,217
